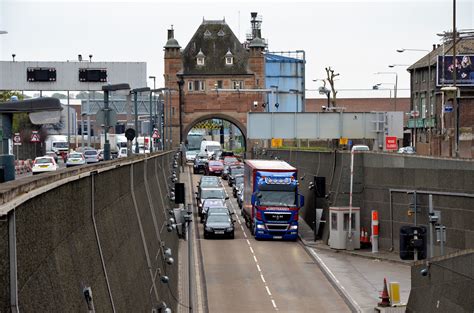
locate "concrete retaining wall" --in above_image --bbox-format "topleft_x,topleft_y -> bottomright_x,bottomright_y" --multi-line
259,149 -> 474,253
0,152 -> 180,312
407,249 -> 474,312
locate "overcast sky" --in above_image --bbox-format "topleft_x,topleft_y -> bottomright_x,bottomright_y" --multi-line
0,0 -> 473,98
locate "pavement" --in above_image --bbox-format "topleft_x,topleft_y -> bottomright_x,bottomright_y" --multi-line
298,218 -> 411,313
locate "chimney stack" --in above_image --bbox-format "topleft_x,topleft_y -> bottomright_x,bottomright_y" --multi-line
432,44 -> 436,51
167,28 -> 174,40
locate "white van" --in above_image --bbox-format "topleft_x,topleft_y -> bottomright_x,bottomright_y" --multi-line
200,140 -> 221,158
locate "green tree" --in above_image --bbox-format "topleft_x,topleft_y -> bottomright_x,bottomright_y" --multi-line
0,90 -> 23,102
51,92 -> 67,99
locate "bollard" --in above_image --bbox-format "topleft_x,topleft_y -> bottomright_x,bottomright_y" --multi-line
371,210 -> 379,253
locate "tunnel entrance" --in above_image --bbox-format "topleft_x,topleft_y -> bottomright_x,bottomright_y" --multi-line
185,117 -> 246,154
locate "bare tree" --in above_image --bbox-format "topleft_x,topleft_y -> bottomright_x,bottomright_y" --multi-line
325,67 -> 339,107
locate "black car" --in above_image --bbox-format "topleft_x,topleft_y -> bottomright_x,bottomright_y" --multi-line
232,175 -> 244,197
193,153 -> 208,174
228,166 -> 244,186
203,213 -> 235,239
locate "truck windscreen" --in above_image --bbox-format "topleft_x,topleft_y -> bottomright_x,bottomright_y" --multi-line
53,142 -> 68,148
259,190 -> 296,207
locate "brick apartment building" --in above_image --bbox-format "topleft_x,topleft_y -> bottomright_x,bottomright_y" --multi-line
163,19 -> 267,148
406,39 -> 474,158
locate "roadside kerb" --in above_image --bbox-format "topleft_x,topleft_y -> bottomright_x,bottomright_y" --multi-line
298,235 -> 362,313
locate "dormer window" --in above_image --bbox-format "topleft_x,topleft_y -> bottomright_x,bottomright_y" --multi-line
196,49 -> 205,66
225,49 -> 233,65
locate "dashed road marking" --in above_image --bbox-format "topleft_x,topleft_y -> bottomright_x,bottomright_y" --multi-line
224,179 -> 278,311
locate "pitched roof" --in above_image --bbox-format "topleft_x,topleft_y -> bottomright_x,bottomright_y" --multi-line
408,38 -> 474,70
181,19 -> 250,75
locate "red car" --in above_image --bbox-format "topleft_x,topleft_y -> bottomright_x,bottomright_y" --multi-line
205,160 -> 224,176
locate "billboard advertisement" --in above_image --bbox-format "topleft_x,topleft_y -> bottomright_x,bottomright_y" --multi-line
437,55 -> 474,86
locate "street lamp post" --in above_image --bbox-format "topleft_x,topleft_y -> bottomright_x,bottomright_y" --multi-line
289,89 -> 299,112
374,72 -> 398,111
149,76 -> 156,90
130,87 -> 151,154
397,48 -> 432,152
102,83 -> 131,160
313,79 -> 330,109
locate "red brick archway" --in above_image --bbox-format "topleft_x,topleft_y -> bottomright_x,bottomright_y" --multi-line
183,113 -> 247,149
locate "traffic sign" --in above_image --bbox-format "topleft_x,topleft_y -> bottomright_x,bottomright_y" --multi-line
96,108 -> 117,127
13,133 -> 21,146
444,103 -> 453,113
125,128 -> 136,141
271,138 -> 283,148
385,136 -> 398,150
410,111 -> 420,117
152,128 -> 160,139
30,131 -> 40,143
339,137 -> 348,145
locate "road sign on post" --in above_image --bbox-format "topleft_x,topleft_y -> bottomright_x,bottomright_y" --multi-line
152,128 -> 160,139
13,133 -> 21,146
385,136 -> 398,150
30,131 -> 40,143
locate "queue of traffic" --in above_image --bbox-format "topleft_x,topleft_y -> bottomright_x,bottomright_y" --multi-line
189,146 -> 304,241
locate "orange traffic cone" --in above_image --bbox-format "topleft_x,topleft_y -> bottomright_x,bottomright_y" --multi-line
378,278 -> 391,307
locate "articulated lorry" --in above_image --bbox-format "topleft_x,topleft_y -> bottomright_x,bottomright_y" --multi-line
243,160 -> 304,240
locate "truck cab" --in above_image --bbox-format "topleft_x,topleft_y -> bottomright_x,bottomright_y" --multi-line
243,160 -> 304,241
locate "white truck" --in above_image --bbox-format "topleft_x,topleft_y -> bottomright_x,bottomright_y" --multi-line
100,134 -> 128,158
45,135 -> 69,155
200,140 -> 222,158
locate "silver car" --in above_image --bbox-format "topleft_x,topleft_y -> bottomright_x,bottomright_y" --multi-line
84,149 -> 100,163
66,152 -> 86,167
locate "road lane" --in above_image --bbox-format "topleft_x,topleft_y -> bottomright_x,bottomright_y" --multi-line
189,166 -> 349,313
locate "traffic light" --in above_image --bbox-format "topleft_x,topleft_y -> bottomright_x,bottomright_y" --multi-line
399,226 -> 427,260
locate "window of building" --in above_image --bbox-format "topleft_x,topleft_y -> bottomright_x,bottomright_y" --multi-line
421,70 -> 426,82
188,81 -> 194,91
193,80 -> 205,91
232,80 -> 243,89
420,94 -> 426,119
430,92 -> 435,116
196,49 -> 205,66
225,49 -> 233,65
216,80 -> 223,89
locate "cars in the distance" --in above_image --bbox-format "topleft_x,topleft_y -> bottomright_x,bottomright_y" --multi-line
205,160 -> 224,176
97,149 -> 104,161
84,149 -> 100,163
66,152 -> 86,167
32,156 -> 58,174
351,145 -> 370,152
228,165 -> 244,187
198,176 -> 222,190
186,150 -> 199,163
193,153 -> 208,174
237,189 -> 244,210
222,156 -> 240,179
201,199 -> 227,222
196,187 -> 229,218
233,175 -> 244,197
203,213 -> 235,239
118,147 -> 128,158
398,146 -> 416,154
45,151 -> 59,163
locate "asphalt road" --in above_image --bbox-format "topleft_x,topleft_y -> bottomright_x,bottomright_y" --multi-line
189,167 -> 350,313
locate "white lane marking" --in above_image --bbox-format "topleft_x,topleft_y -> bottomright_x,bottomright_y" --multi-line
223,179 -> 278,311
271,299 -> 278,309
